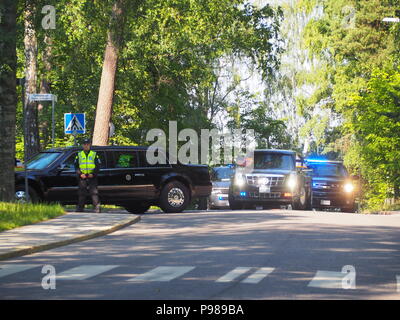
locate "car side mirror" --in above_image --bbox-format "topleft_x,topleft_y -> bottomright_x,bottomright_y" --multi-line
57,164 -> 68,171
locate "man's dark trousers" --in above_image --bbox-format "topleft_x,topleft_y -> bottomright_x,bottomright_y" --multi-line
77,177 -> 100,211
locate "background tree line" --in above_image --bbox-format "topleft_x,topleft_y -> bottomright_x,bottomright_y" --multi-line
2,0 -> 400,211
1,0 -> 289,201
294,0 -> 400,210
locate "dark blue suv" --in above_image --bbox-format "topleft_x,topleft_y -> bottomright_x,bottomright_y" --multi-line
305,159 -> 358,213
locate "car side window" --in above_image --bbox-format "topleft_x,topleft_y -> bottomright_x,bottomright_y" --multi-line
138,150 -> 170,167
62,153 -> 77,170
111,151 -> 138,168
62,151 -> 106,170
95,151 -> 106,169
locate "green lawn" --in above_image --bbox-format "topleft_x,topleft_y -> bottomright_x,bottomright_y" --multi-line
0,202 -> 65,232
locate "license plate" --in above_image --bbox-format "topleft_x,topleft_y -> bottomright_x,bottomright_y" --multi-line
321,200 -> 331,206
259,185 -> 270,193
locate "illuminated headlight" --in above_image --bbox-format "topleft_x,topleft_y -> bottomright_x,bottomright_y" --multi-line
287,175 -> 297,189
344,182 -> 354,193
235,174 -> 246,187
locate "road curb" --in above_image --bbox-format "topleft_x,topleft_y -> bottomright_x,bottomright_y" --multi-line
0,215 -> 141,261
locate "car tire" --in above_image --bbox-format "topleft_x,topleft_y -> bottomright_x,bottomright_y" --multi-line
293,186 -> 307,210
124,203 -> 151,214
15,184 -> 40,203
159,181 -> 190,213
228,195 -> 243,210
198,197 -> 209,211
341,207 -> 356,213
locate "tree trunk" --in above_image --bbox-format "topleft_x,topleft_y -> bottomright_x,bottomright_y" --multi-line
0,0 -> 17,201
24,1 -> 40,160
38,35 -> 52,149
92,0 -> 126,146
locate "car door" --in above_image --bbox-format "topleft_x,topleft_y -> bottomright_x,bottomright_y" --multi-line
136,149 -> 172,199
98,150 -> 143,201
45,151 -> 79,203
45,150 -> 107,204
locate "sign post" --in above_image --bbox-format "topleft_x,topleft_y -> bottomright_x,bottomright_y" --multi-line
28,93 -> 57,147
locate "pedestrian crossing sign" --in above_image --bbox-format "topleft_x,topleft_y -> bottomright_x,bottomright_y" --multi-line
64,113 -> 85,135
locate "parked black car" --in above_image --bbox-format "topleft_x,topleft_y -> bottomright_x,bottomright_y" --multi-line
304,159 -> 358,213
14,146 -> 212,214
228,149 -> 311,210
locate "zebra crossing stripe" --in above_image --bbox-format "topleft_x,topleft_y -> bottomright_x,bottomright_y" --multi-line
308,271 -> 345,289
242,267 -> 275,284
0,264 -> 39,278
57,265 -> 119,280
216,267 -> 252,283
129,266 -> 195,282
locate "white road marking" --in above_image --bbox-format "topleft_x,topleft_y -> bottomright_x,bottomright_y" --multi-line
308,270 -> 346,289
242,267 -> 275,284
0,264 -> 39,278
129,266 -> 195,282
216,267 -> 252,283
57,265 -> 119,280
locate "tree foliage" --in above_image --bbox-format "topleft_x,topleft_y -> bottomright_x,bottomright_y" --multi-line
13,0 -> 284,152
298,0 -> 400,208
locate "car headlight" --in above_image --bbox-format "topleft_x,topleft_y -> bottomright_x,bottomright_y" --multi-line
287,175 -> 297,190
344,182 -> 354,193
235,174 -> 246,187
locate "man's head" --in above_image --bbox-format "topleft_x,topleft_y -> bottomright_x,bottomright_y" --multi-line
82,139 -> 91,152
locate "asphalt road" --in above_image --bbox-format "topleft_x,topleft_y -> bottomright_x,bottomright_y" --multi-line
1,209 -> 400,300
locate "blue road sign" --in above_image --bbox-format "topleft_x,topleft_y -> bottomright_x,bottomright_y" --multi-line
64,113 -> 85,134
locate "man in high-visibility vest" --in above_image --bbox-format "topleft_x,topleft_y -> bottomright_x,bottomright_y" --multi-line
74,139 -> 101,213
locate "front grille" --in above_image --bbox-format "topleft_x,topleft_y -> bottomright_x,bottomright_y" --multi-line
246,175 -> 284,186
212,188 -> 229,194
248,192 -> 281,199
313,182 -> 341,190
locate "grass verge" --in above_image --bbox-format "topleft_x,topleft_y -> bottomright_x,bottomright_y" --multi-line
0,202 -> 65,232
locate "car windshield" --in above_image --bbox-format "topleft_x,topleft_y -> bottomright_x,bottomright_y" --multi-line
211,167 -> 234,181
253,153 -> 295,170
307,163 -> 348,177
25,152 -> 61,170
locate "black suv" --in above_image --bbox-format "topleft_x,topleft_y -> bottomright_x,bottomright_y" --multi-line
304,159 -> 357,213
228,149 -> 311,210
15,146 -> 212,214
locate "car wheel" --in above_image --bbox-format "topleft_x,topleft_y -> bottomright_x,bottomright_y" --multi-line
124,203 -> 151,214
198,197 -> 209,211
159,181 -> 190,213
293,186 -> 307,210
15,185 -> 40,203
228,195 -> 243,210
306,189 -> 313,210
341,207 -> 356,213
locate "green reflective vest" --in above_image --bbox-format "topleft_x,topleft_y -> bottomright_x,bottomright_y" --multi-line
78,150 -> 97,174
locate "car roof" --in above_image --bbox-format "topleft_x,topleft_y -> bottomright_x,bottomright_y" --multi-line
43,146 -> 150,152
255,149 -> 296,155
305,159 -> 343,164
